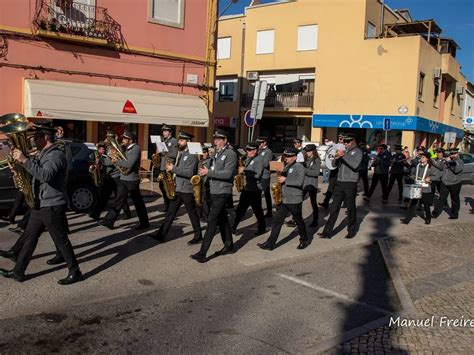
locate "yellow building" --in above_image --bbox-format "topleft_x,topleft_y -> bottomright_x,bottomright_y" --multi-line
215,0 -> 467,152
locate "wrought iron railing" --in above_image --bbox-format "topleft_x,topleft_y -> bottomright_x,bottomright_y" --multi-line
33,0 -> 123,46
241,92 -> 314,109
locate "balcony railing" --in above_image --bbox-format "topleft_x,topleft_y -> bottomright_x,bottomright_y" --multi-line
241,92 -> 314,109
33,0 -> 123,47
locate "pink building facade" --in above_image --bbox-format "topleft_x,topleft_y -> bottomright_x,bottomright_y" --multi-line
0,0 -> 217,156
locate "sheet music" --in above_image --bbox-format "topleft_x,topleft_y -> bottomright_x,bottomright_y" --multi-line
188,142 -> 203,155
150,135 -> 161,144
156,142 -> 169,153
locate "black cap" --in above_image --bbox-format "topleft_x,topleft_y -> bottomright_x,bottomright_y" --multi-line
32,119 -> 56,135
435,147 -> 445,153
178,131 -> 194,140
419,152 -> 431,159
122,130 -> 136,140
416,145 -> 426,151
449,148 -> 460,154
395,144 -> 403,150
293,138 -> 303,144
213,128 -> 229,139
161,124 -> 174,132
304,144 -> 316,152
283,147 -> 299,156
343,133 -> 356,143
256,136 -> 268,143
245,141 -> 259,150
202,146 -> 209,153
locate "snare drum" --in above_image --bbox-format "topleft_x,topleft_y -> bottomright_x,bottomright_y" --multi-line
403,184 -> 423,199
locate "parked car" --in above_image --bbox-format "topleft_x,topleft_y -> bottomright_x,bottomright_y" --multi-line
0,139 -> 98,214
460,153 -> 474,184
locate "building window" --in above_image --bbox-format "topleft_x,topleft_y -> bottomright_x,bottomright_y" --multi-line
468,106 -> 472,116
418,72 -> 425,102
149,0 -> 184,29
217,37 -> 231,60
256,29 -> 274,54
297,25 -> 318,51
217,80 -> 236,102
366,22 -> 376,38
433,79 -> 440,107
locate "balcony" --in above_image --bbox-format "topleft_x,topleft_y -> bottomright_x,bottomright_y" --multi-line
33,0 -> 123,47
241,92 -> 314,110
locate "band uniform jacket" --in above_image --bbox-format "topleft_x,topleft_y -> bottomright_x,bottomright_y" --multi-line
390,152 -> 406,175
102,155 -> 120,179
159,137 -> 178,171
372,151 -> 391,175
333,145 -> 362,183
116,143 -> 141,182
440,157 -> 464,186
431,158 -> 445,182
259,147 -> 272,180
206,144 -> 238,195
359,148 -> 370,171
303,157 -> 321,190
243,155 -> 264,192
171,149 -> 198,194
410,164 -> 435,193
282,161 -> 305,204
24,143 -> 67,208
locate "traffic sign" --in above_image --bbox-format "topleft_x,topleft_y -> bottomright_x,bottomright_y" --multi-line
243,110 -> 256,128
383,118 -> 391,131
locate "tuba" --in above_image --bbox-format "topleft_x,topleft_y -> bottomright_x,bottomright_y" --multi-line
158,153 -> 176,200
233,155 -> 245,192
104,132 -> 130,175
89,146 -> 104,187
0,113 -> 36,208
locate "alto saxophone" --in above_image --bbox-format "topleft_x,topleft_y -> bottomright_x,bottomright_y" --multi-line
89,147 -> 104,187
234,156 -> 245,192
271,156 -> 286,206
158,153 -> 176,200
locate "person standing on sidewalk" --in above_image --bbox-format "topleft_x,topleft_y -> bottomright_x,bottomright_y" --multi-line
386,144 -> 406,201
256,137 -> 273,218
257,147 -> 310,251
317,134 -> 362,239
432,148 -> 464,220
191,129 -> 237,263
364,144 -> 390,203
358,141 -> 370,196
303,144 -> 321,228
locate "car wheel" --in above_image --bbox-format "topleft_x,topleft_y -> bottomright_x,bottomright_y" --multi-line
69,184 -> 97,213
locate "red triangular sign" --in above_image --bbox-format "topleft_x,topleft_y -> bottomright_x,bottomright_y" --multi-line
36,111 -> 43,117
123,100 -> 137,114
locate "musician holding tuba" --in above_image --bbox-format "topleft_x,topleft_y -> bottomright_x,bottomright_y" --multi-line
257,147 -> 310,251
231,142 -> 266,237
158,124 -> 178,212
149,132 -> 203,245
100,131 -> 149,230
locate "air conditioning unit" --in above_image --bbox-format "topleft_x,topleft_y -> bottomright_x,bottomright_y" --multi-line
456,84 -> 464,95
433,67 -> 442,79
247,71 -> 259,81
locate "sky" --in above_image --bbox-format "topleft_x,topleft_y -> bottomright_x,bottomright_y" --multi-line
218,0 -> 474,82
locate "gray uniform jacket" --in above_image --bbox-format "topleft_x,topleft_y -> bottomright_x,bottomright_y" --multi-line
207,144 -> 238,195
390,153 -> 406,174
171,149 -> 198,194
430,158 -> 444,182
440,158 -> 464,185
102,155 -> 120,179
334,145 -> 362,183
243,155 -> 264,192
410,164 -> 435,193
303,157 -> 321,190
259,147 -> 272,180
24,143 -> 67,208
373,151 -> 391,175
282,161 -> 305,204
117,143 -> 141,182
160,137 -> 178,171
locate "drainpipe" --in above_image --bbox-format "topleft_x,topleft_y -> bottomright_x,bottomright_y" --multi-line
379,0 -> 385,37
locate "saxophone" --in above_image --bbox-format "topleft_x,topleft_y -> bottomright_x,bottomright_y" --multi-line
190,155 -> 204,207
271,156 -> 286,206
0,113 -> 36,208
151,152 -> 161,169
158,153 -> 176,200
89,147 -> 104,187
233,156 -> 245,192
104,133 -> 130,175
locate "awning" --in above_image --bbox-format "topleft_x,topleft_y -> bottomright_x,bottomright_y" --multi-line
24,79 -> 209,127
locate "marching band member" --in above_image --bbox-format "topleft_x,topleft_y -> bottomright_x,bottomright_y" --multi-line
257,147 -> 310,251
256,137 -> 273,218
100,131 -> 149,230
302,144 -> 321,228
364,144 -> 391,203
319,134 -> 345,209
358,141 -> 370,197
159,124 -> 178,212
232,141 -> 266,236
199,146 -> 211,221
149,132 -> 203,244
432,148 -> 464,220
191,129 -> 238,263
318,134 -> 362,239
400,152 -> 435,225
430,148 -> 445,195
387,144 -> 406,201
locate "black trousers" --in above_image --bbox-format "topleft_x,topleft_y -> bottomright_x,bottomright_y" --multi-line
431,181 -> 441,195
8,190 -> 25,224
322,174 -> 337,206
261,178 -> 273,213
265,203 -> 308,246
322,181 -> 358,236
14,205 -> 79,275
233,190 -> 266,232
303,188 -> 319,223
405,193 -> 433,221
90,177 -> 131,219
359,170 -> 369,196
159,171 -> 171,210
156,192 -> 202,240
105,180 -> 149,226
17,208 -> 31,230
387,173 -> 404,200
199,194 -> 233,256
433,182 -> 462,218
368,173 -> 389,200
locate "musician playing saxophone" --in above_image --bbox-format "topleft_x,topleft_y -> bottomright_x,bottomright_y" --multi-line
149,132 -> 202,245
231,142 -> 266,237
258,147 -> 310,251
100,131 -> 149,230
158,124 -> 178,212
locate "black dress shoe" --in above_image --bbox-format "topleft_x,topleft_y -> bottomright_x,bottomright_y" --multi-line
217,246 -> 235,255
98,220 -> 114,230
448,216 -> 458,220
187,237 -> 203,245
317,232 -> 331,239
318,203 -> 328,209
58,270 -> 84,285
47,255 -> 65,265
297,240 -> 311,250
0,268 -> 24,282
344,234 -> 356,239
431,211 -> 438,219
286,220 -> 296,227
190,253 -> 208,263
400,218 -> 410,225
134,223 -> 150,231
257,242 -> 274,251
254,229 -> 267,236
149,232 -> 165,243
0,249 -> 16,261
8,227 -> 24,235
425,218 -> 431,225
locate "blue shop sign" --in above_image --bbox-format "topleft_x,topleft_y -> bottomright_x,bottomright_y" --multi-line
312,114 -> 464,138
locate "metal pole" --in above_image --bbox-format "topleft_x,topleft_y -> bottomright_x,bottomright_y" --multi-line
385,130 -> 388,145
